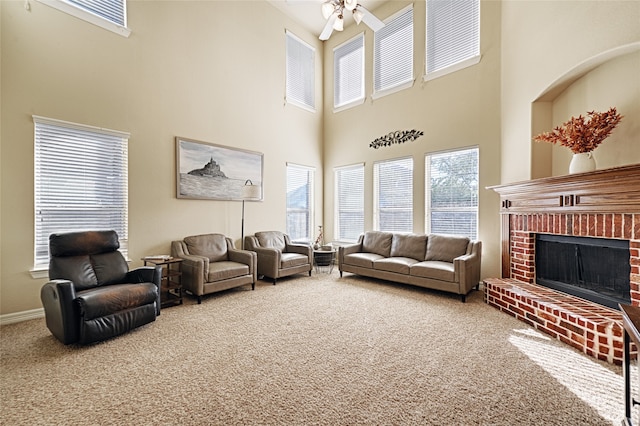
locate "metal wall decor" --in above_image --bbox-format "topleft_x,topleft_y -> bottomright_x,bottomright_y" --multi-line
369,129 -> 424,149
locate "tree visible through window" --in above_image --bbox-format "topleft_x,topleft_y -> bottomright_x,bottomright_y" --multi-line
425,147 -> 478,239
286,164 -> 314,242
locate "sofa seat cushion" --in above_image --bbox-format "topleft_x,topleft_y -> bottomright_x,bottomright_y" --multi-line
281,252 -> 308,268
374,257 -> 419,274
343,252 -> 384,269
410,261 -> 455,282
76,283 -> 158,320
207,261 -> 249,282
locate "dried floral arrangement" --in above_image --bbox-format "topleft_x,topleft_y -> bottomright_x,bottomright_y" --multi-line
533,107 -> 623,154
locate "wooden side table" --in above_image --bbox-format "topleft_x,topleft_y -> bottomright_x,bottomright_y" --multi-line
142,257 -> 183,308
621,303 -> 640,426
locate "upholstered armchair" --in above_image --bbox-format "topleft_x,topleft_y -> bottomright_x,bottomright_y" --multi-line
171,233 -> 256,304
41,230 -> 162,345
244,231 -> 312,284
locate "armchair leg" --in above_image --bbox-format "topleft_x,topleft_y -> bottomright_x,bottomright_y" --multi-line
197,296 -> 202,304
340,271 -> 343,277
272,278 -> 277,285
309,271 -> 312,276
251,283 -> 255,290
460,294 -> 466,303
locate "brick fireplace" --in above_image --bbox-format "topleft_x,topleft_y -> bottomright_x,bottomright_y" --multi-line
485,164 -> 640,365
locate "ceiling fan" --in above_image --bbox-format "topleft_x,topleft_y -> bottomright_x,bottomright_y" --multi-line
319,0 -> 385,41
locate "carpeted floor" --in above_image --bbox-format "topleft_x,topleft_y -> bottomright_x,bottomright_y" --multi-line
0,271 -> 627,425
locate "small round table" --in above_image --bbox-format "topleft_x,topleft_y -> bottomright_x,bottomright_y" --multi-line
313,249 -> 336,274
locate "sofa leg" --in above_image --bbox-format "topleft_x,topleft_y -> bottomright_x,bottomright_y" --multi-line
309,271 -> 312,276
251,283 -> 255,290
340,271 -> 343,277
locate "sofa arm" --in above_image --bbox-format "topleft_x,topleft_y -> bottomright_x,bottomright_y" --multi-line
454,241 -> 482,295
338,242 -> 362,269
41,279 -> 79,344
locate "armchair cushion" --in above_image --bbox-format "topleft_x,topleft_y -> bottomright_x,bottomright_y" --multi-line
281,253 -> 308,268
93,252 -> 129,285
208,261 -> 250,282
256,231 -> 286,251
184,234 -> 228,262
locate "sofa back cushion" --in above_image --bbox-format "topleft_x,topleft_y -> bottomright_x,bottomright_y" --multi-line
391,234 -> 427,260
256,231 -> 286,251
184,234 -> 228,262
362,231 -> 393,257
425,234 -> 470,262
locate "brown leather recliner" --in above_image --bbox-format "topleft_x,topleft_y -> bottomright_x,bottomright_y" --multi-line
244,231 -> 312,284
41,230 -> 161,345
171,233 -> 256,304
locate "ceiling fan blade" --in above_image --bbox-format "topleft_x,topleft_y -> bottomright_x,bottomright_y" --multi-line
319,12 -> 338,41
358,6 -> 385,32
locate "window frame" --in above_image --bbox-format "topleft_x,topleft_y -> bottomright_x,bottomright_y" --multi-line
372,4 -> 414,99
373,156 -> 414,233
286,163 -> 315,243
333,33 -> 366,111
334,163 -> 365,243
285,30 -> 316,112
424,146 -> 479,239
38,0 -> 131,37
32,115 -> 129,275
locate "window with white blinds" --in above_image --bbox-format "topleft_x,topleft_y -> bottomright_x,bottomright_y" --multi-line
334,33 -> 365,109
286,31 -> 316,112
425,0 -> 480,80
34,116 -> 129,268
286,163 -> 315,242
373,5 -> 414,98
40,0 -> 130,37
373,157 -> 413,233
334,163 -> 364,242
425,147 -> 478,239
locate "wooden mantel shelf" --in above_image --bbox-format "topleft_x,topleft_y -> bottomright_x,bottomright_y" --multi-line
487,164 -> 640,214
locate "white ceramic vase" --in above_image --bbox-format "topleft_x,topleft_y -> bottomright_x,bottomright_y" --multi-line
569,152 -> 596,174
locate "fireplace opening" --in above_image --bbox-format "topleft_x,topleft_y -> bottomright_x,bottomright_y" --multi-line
535,234 -> 631,310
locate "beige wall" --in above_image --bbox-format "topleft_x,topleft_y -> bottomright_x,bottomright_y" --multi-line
501,0 -> 640,183
322,0 -> 503,278
0,0 -> 324,315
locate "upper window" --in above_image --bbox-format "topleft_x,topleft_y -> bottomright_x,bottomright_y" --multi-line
373,5 -> 414,98
286,163 -> 315,242
334,34 -> 365,110
425,0 -> 480,80
334,163 -> 364,242
34,116 -> 129,269
425,147 -> 479,239
373,157 -> 413,233
39,0 -> 131,37
286,31 -> 316,112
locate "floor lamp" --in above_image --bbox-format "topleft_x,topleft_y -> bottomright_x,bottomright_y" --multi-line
241,179 -> 261,249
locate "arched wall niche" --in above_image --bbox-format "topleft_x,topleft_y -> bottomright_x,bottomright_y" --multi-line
530,42 -> 640,178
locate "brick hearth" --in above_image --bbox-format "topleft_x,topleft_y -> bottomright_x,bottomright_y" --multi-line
487,165 -> 640,365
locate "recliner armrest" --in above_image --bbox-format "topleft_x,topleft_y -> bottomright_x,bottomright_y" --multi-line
126,266 -> 162,315
40,279 -> 79,344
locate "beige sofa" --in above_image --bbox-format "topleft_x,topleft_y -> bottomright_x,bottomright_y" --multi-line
338,231 -> 482,302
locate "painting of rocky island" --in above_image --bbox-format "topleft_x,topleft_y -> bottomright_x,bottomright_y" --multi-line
176,137 -> 263,200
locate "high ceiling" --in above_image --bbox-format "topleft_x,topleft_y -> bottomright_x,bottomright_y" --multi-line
265,0 -> 387,38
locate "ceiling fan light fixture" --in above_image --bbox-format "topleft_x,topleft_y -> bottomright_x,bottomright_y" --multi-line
333,14 -> 344,31
344,0 -> 358,12
321,1 -> 335,19
352,8 -> 364,25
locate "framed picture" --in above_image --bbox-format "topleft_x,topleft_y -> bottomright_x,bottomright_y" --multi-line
176,137 -> 263,201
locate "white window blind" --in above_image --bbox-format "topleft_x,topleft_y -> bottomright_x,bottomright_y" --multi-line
425,0 -> 480,79
286,163 -> 315,242
286,31 -> 316,111
39,0 -> 130,36
34,116 -> 129,268
334,163 -> 364,242
373,157 -> 413,233
334,34 -> 364,109
425,147 -> 478,239
68,0 -> 126,26
374,5 -> 414,97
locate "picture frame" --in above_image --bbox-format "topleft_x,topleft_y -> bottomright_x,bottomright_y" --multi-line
176,137 -> 263,201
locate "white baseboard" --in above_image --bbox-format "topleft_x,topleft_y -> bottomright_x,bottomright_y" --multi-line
0,308 -> 45,326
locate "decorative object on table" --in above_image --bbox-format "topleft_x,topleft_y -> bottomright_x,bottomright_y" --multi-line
318,0 -> 385,41
241,179 -> 261,249
369,129 -> 424,149
176,137 -> 263,200
313,225 -> 324,250
533,107 -> 623,174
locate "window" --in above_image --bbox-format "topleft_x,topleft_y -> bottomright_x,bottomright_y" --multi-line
373,157 -> 413,233
333,33 -> 365,110
286,31 -> 315,112
373,5 -> 414,98
286,163 -> 315,242
334,163 -> 364,242
34,116 -> 129,269
425,0 -> 480,80
425,147 -> 479,239
39,0 -> 131,37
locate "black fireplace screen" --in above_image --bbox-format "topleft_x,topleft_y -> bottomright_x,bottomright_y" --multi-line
535,234 -> 630,310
